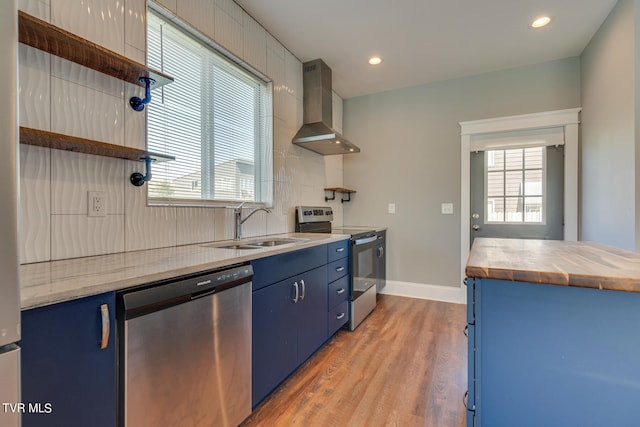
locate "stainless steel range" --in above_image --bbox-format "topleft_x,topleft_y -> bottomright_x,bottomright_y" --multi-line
295,206 -> 386,330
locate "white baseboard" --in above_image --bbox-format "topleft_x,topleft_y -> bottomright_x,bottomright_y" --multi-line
379,280 -> 467,305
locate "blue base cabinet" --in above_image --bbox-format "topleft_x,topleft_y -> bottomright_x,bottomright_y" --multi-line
251,246 -> 330,407
21,292 -> 116,427
466,278 -> 640,427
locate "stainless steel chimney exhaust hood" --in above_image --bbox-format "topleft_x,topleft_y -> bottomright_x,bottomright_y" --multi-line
292,59 -> 360,155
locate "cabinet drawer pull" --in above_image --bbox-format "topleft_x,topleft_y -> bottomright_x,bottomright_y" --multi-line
336,312 -> 345,320
336,247 -> 345,253
336,266 -> 345,272
336,288 -> 345,295
292,282 -> 299,303
100,304 -> 110,350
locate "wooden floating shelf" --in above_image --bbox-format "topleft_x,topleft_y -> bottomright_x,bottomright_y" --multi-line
20,127 -> 175,163
324,187 -> 356,203
18,11 -> 174,88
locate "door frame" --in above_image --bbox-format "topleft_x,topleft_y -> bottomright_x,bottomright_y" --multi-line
459,108 -> 581,280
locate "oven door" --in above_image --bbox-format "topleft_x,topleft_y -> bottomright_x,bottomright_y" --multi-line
351,233 -> 379,299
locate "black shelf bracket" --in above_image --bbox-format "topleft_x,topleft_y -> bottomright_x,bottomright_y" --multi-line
325,189 -> 352,203
130,157 -> 154,186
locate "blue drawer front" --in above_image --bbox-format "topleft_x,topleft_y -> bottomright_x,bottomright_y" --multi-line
327,300 -> 348,336
327,257 -> 348,284
328,275 -> 349,309
327,239 -> 349,262
251,245 -> 327,290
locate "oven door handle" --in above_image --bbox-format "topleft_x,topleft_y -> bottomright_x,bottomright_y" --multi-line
354,235 -> 377,246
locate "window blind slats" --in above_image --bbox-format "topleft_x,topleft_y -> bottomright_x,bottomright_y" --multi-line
146,12 -> 271,204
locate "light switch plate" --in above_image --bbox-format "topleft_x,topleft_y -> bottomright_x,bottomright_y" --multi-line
441,203 -> 454,215
388,203 -> 396,214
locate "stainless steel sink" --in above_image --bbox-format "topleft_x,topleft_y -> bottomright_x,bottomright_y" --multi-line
217,244 -> 263,250
201,243 -> 261,250
247,239 -> 301,247
201,237 -> 307,250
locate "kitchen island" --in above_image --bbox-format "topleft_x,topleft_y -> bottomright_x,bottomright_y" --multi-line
465,238 -> 640,427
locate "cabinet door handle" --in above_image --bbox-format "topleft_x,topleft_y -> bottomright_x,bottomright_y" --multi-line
336,288 -> 345,295
463,391 -> 469,410
336,266 -> 345,272
336,312 -> 345,320
292,282 -> 299,303
300,279 -> 306,301
336,247 -> 345,253
464,325 -> 468,337
100,304 -> 110,350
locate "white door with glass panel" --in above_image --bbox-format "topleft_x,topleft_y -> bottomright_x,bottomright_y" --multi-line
470,144 -> 564,245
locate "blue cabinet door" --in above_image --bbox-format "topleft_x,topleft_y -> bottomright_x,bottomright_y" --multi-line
297,266 -> 328,362
21,292 -> 116,427
252,277 -> 298,406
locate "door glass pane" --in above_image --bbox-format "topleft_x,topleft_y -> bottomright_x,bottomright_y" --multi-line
524,170 -> 542,196
505,149 -> 523,170
485,146 -> 545,224
525,197 -> 543,222
487,197 -> 504,222
505,197 -> 523,222
505,171 -> 522,196
487,171 -> 504,196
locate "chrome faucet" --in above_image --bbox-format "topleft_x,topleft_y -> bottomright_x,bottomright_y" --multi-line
233,201 -> 272,240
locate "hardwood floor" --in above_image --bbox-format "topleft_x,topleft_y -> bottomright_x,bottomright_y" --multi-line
241,295 -> 468,427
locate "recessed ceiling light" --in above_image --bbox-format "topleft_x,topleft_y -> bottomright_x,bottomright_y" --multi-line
531,16 -> 551,28
368,56 -> 383,65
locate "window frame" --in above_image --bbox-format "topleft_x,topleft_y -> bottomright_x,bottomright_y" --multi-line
145,4 -> 274,208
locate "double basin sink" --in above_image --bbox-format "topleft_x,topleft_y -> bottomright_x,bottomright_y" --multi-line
202,237 -> 308,250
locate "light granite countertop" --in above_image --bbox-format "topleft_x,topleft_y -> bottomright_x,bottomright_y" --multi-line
466,238 -> 640,293
20,233 -> 350,310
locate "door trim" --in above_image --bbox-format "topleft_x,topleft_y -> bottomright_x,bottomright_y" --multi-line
459,108 -> 581,282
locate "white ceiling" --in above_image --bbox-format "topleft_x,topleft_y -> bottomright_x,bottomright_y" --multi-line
235,0 -> 618,99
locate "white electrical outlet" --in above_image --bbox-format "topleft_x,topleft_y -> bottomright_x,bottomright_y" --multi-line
88,191 -> 107,217
388,203 -> 396,214
441,203 -> 454,215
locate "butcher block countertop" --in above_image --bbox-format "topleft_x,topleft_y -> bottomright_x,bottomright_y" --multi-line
466,238 -> 640,293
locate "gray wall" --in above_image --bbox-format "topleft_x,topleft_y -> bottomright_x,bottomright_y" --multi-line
581,0 -> 636,250
343,58 -> 581,288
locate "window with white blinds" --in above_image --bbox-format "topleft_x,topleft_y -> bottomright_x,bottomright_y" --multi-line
146,11 -> 272,206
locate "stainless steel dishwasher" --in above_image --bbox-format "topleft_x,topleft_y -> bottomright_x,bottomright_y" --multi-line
117,263 -> 253,427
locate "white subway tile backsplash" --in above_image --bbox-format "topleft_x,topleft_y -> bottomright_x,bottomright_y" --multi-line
124,161 -> 177,251
51,56 -> 124,97
177,0 -> 215,41
50,150 -> 125,215
124,0 -> 146,52
214,208 -> 234,241
18,0 -> 51,21
51,77 -> 125,145
51,214 -> 125,259
19,144 -> 51,264
124,82 -> 146,150
124,44 -> 146,64
215,3 -> 244,59
176,208 -> 216,246
19,45 -> 51,131
243,13 -> 267,75
51,0 -> 125,55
